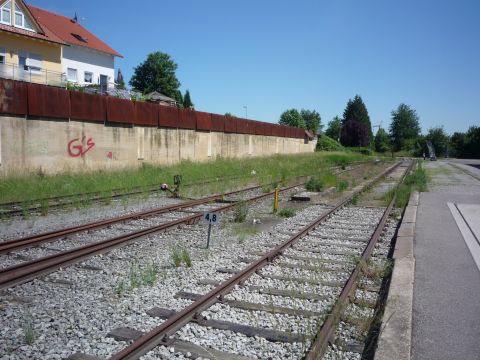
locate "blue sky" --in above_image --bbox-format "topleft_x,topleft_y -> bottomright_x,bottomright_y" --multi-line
29,0 -> 480,134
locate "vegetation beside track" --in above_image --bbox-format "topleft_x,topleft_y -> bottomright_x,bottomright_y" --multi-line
384,162 -> 428,208
0,152 -> 368,205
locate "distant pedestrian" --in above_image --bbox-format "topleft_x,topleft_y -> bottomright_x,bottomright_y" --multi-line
423,152 -> 426,160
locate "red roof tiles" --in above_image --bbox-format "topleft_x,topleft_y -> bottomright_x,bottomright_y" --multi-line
0,22 -> 65,45
28,5 -> 122,57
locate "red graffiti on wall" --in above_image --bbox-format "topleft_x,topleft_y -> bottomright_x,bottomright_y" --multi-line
68,136 -> 95,157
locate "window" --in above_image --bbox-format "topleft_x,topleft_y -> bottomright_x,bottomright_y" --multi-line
1,1 -> 11,25
18,52 -> 27,70
26,53 -> 42,72
18,52 -> 42,72
0,47 -> 5,64
14,3 -> 33,31
84,71 -> 93,83
72,33 -> 88,43
67,68 -> 78,82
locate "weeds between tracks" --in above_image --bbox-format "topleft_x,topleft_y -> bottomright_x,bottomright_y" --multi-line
0,152 -> 366,206
383,162 -> 428,208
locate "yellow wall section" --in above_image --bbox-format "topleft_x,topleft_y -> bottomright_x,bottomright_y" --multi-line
0,31 -> 62,73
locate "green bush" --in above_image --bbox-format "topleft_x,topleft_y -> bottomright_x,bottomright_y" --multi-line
316,135 -> 344,152
306,177 -> 325,192
278,207 -> 296,218
347,147 -> 373,156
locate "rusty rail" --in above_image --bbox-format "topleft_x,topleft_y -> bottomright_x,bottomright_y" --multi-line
109,161 -> 403,360
0,183 -> 303,290
305,160 -> 415,359
0,184 -> 262,254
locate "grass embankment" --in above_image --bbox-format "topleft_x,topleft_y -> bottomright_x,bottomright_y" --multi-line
0,152 -> 367,205
384,162 -> 428,208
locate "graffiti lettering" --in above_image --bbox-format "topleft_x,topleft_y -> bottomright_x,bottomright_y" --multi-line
68,136 -> 95,157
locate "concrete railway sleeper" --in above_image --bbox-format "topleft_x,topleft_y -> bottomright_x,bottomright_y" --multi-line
99,161 -> 409,360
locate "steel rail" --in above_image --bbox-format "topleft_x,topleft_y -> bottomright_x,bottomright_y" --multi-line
0,160 -> 386,254
109,161 -> 403,360
0,183 -> 304,290
0,185 -> 262,254
0,161 -> 378,216
305,160 -> 415,359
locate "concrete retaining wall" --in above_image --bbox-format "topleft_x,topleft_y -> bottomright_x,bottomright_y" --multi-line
0,115 -> 315,175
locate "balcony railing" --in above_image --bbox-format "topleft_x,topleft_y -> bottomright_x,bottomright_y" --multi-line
0,62 -> 66,87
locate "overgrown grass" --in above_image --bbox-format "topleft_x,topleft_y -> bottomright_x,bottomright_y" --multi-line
115,259 -> 161,296
336,180 -> 349,192
277,207 -> 296,218
384,162 -> 428,208
233,201 -> 248,223
305,170 -> 338,192
23,319 -> 36,345
169,245 -> 192,268
0,152 -> 367,205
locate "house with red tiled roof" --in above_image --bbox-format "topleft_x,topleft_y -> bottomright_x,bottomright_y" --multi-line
0,0 -> 121,89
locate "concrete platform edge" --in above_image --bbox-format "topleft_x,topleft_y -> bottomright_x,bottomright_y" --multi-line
374,191 -> 418,360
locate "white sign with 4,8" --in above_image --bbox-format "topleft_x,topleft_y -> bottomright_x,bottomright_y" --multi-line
202,212 -> 220,225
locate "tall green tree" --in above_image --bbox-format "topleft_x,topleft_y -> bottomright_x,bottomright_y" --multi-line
300,109 -> 322,134
183,90 -> 194,109
340,119 -> 370,147
129,52 -> 181,98
374,128 -> 390,153
449,126 -> 480,159
425,127 -> 449,157
279,109 -> 306,128
342,95 -> 372,145
325,116 -> 342,140
389,103 -> 421,151
464,126 -> 480,158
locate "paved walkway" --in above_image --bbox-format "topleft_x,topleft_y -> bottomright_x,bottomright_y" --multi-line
412,160 -> 480,360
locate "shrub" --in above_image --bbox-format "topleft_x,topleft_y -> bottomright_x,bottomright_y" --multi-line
316,135 -> 344,152
278,208 -> 296,218
306,177 -> 325,192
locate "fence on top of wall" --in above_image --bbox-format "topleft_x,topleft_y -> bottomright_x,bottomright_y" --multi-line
0,78 -> 306,139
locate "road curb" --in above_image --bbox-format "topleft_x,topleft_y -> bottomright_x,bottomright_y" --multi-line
375,191 -> 418,360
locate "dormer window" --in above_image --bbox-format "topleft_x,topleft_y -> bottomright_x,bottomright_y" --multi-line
72,33 -> 88,43
1,1 -> 11,25
14,3 -> 34,31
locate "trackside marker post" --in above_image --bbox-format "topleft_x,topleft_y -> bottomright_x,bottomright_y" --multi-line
273,187 -> 279,213
202,212 -> 220,248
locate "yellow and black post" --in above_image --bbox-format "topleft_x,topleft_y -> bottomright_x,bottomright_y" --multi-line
273,187 -> 279,213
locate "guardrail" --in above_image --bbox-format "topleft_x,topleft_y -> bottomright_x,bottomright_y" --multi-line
0,62 -> 66,87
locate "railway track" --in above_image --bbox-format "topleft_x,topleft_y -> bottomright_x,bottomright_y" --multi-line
0,162 -> 371,218
93,161 -> 410,360
0,184 -> 264,255
0,161 -> 407,359
0,174 -> 260,217
0,182 -> 310,289
0,161 -> 391,288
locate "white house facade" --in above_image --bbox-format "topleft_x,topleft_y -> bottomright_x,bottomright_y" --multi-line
62,45 -> 115,88
27,3 -> 121,89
